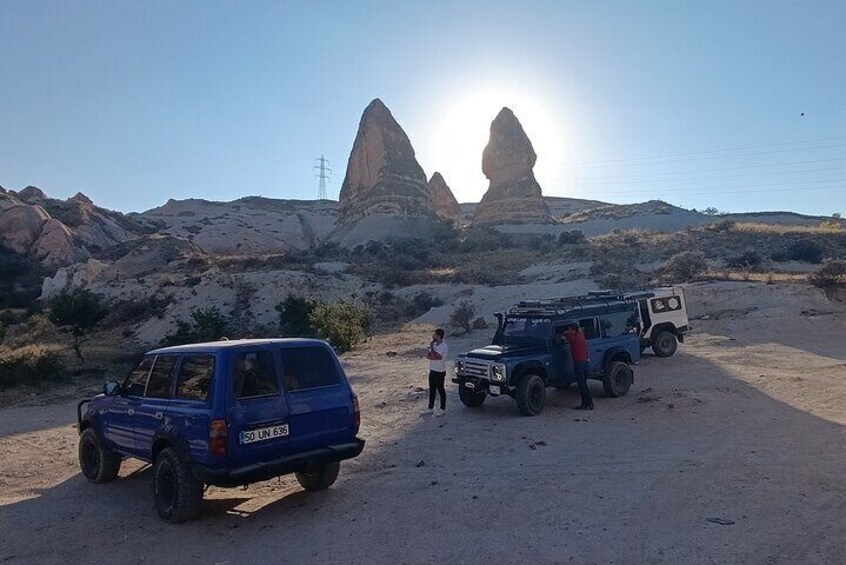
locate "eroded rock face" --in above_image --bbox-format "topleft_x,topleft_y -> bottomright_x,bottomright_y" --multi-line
427,172 -> 461,222
18,185 -> 48,203
338,99 -> 435,222
0,203 -> 51,253
473,108 -> 552,225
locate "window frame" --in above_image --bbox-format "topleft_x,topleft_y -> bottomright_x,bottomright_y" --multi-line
231,348 -> 282,400
122,355 -> 155,398
174,354 -> 216,404
578,317 -> 601,340
600,310 -> 639,339
279,345 -> 343,394
144,354 -> 179,399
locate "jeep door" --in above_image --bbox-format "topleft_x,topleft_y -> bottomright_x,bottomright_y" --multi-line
168,354 -> 217,466
599,310 -> 641,363
134,354 -> 179,461
549,323 -> 574,385
109,356 -> 154,456
279,344 -> 353,453
577,317 -> 605,376
226,348 -> 292,466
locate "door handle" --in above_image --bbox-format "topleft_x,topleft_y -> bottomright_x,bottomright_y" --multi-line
127,408 -> 135,416
155,412 -> 163,420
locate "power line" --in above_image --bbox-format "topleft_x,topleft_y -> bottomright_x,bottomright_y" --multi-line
313,155 -> 331,200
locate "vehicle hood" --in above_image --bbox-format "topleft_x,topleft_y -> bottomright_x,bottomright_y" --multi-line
464,344 -> 542,360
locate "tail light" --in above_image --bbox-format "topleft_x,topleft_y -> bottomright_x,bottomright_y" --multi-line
209,419 -> 228,456
352,393 -> 361,434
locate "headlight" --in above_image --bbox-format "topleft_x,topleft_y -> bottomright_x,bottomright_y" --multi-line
455,360 -> 465,374
491,364 -> 506,382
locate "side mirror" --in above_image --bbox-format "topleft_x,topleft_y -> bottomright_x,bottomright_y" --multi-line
103,380 -> 121,396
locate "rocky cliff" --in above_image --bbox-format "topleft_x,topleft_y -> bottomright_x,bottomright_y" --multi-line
426,172 -> 461,222
473,108 -> 552,225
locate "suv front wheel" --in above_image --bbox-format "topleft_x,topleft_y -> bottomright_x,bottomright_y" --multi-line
602,361 -> 633,397
459,385 -> 487,408
296,461 -> 340,491
153,447 -> 204,523
79,428 -> 121,483
516,374 -> 545,416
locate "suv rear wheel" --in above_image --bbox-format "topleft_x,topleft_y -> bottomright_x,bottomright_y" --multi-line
652,330 -> 678,357
459,385 -> 487,408
602,361 -> 633,397
79,428 -> 121,483
153,447 -> 204,523
516,374 -> 545,416
296,461 -> 340,491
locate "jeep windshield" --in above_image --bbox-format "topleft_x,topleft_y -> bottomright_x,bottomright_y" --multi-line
499,316 -> 552,346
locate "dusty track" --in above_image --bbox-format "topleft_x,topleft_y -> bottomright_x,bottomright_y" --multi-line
1,283 -> 844,564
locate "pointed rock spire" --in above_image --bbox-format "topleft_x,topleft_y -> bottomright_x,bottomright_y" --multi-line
473,108 -> 552,224
427,172 -> 461,222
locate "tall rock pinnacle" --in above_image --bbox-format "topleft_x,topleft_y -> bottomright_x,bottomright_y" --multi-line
473,108 -> 552,224
338,99 -> 435,223
427,172 -> 461,222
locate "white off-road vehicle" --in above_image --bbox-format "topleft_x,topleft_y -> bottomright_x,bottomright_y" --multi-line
623,287 -> 689,357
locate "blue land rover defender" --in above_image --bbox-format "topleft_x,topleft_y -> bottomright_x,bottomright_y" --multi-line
453,296 -> 642,416
77,339 -> 364,523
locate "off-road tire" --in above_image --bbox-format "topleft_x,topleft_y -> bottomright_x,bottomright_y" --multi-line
459,385 -> 487,407
153,447 -> 204,523
652,330 -> 678,357
515,374 -> 545,416
78,428 -> 121,483
602,361 -> 633,397
296,461 -> 340,491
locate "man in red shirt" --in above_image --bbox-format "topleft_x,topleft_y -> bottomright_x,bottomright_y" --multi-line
561,324 -> 594,410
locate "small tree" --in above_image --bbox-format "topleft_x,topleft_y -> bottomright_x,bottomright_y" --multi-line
703,207 -> 720,216
276,294 -> 318,337
163,306 -> 230,346
49,289 -> 107,361
660,252 -> 707,283
809,259 -> 846,289
309,300 -> 372,353
449,300 -> 476,333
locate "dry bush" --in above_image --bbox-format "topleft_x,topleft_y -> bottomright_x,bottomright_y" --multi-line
734,222 -> 833,235
0,344 -> 66,389
659,252 -> 708,283
809,259 -> 846,289
449,301 -> 476,333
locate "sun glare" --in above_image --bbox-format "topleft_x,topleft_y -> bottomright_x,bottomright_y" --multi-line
427,89 -> 565,203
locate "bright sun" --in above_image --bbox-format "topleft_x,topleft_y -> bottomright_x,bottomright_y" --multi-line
426,89 -> 565,203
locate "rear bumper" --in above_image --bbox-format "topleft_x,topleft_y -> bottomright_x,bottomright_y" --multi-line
192,438 -> 365,487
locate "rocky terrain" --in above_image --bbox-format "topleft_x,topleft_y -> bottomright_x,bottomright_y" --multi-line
426,172 -> 461,223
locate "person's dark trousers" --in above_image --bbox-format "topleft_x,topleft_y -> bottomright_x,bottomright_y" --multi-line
573,361 -> 594,408
428,370 -> 447,410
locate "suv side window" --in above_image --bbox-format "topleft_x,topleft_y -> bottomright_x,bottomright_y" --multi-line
145,355 -> 178,399
233,350 -> 279,399
176,355 -> 215,402
601,311 -> 639,338
124,356 -> 154,396
579,317 -> 600,340
280,346 -> 341,392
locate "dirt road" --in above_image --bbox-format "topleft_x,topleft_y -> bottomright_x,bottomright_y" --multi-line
1,283 -> 844,564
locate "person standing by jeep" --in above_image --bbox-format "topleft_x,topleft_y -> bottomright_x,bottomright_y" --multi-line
562,324 -> 594,410
426,329 -> 449,417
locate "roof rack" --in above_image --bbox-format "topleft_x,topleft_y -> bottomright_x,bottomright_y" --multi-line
509,293 -> 644,317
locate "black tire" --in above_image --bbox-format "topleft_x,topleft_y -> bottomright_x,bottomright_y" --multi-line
296,461 -> 340,491
459,385 -> 487,407
602,361 -> 633,397
652,330 -> 678,357
153,447 -> 204,523
515,374 -> 545,416
78,428 -> 121,483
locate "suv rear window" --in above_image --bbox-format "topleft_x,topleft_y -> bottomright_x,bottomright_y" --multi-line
233,351 -> 279,398
124,356 -> 154,396
579,318 -> 600,340
146,355 -> 177,399
176,355 -> 215,402
601,311 -> 639,338
280,346 -> 341,392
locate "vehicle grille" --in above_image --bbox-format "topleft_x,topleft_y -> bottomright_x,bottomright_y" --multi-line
463,360 -> 490,379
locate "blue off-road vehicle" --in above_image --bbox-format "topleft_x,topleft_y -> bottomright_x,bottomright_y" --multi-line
77,339 -> 364,523
453,296 -> 642,416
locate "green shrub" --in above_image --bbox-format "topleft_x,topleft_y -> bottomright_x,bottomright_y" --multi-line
809,259 -> 846,289
49,289 -> 107,362
163,306 -> 231,346
726,250 -> 763,270
309,300 -> 372,353
660,252 -> 707,283
772,239 -> 824,264
558,230 -> 587,245
449,300 -> 476,333
0,344 -> 66,389
276,294 -> 318,337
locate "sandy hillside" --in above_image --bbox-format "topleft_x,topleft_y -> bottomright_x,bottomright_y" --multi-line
0,282 -> 844,564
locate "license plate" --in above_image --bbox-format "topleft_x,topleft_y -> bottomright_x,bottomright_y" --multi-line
489,385 -> 500,396
240,424 -> 289,445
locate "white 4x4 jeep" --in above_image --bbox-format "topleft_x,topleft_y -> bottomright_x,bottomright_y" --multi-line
625,287 -> 689,357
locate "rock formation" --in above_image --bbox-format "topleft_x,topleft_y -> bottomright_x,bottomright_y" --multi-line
426,172 -> 461,222
332,99 -> 440,245
473,108 -> 552,225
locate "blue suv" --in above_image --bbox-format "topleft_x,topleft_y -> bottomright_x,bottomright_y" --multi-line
77,339 -> 364,523
453,296 -> 641,416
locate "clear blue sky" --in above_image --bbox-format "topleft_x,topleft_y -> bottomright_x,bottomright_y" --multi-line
1,0 -> 844,215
